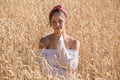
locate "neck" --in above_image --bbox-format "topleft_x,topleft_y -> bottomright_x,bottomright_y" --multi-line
53,31 -> 67,40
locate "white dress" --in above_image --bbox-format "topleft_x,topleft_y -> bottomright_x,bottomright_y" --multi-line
37,36 -> 79,80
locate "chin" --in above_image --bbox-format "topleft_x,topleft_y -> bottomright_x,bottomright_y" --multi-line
55,30 -> 63,33
55,31 -> 62,35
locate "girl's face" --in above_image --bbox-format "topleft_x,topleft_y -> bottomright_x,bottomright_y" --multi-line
50,12 -> 66,35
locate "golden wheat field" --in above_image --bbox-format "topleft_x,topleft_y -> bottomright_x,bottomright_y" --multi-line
0,0 -> 120,80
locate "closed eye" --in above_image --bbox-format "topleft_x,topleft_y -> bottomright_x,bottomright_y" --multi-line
59,20 -> 63,23
51,21 -> 56,25
52,21 -> 56,24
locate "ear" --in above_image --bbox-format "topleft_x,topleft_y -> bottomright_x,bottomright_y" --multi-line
65,17 -> 68,23
65,20 -> 68,25
49,22 -> 52,26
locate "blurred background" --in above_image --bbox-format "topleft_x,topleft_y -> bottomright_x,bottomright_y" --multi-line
0,0 -> 120,80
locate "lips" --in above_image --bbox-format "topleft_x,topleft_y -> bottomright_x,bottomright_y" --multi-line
55,28 -> 61,30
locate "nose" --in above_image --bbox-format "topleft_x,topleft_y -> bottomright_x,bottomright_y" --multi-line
56,22 -> 60,27
55,23 -> 62,29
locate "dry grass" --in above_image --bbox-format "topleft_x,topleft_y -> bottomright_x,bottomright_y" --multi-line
0,0 -> 120,80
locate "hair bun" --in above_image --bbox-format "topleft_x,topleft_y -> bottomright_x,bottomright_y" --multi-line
53,5 -> 62,10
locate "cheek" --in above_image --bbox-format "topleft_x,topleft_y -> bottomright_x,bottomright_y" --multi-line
50,25 -> 56,29
61,22 -> 65,27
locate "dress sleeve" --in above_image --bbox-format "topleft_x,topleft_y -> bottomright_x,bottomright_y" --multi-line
64,50 -> 79,70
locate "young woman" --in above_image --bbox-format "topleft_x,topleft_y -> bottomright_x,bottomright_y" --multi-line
38,5 -> 80,79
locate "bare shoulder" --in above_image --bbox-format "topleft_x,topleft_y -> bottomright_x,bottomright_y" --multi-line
39,34 -> 52,49
69,36 -> 80,51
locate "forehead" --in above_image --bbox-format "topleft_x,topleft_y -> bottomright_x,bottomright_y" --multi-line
51,12 -> 66,21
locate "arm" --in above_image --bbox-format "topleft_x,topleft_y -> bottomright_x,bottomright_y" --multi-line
58,37 -> 80,71
39,37 -> 49,49
38,37 -> 49,61
71,39 -> 80,51
38,37 -> 49,56
68,39 -> 80,72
